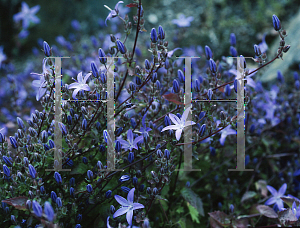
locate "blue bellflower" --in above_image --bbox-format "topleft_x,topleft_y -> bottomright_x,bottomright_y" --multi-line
113,188 -> 144,227
32,58 -> 51,101
118,129 -> 143,152
104,1 -> 124,26
161,107 -> 196,141
13,2 -> 40,29
265,183 -> 287,210
135,113 -> 152,140
68,72 -> 91,99
172,13 -> 194,27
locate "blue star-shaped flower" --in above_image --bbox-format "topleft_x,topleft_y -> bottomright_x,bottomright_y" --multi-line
265,183 -> 287,210
68,72 -> 91,99
104,1 -> 124,26
135,113 -> 152,140
118,129 -> 143,152
113,188 -> 144,227
13,2 -> 40,29
219,125 -> 236,146
172,14 -> 194,27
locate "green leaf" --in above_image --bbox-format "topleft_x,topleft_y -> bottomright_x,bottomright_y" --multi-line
181,187 -> 204,216
177,217 -> 186,228
176,207 -> 184,214
256,205 -> 278,218
281,196 -> 300,208
187,203 -> 200,224
70,163 -> 87,175
2,196 -> 28,211
241,191 -> 257,202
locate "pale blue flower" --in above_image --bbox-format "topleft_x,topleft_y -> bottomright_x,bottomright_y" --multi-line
113,188 -> 144,227
68,72 -> 91,99
118,129 -> 143,152
104,1 -> 124,26
0,46 -> 7,69
13,2 -> 40,29
31,58 -> 51,101
172,14 -> 194,27
161,107 -> 196,141
292,201 -> 300,219
219,125 -> 236,146
265,183 -> 287,210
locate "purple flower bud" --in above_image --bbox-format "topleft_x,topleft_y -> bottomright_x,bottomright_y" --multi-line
131,118 -> 137,128
173,79 -> 180,93
75,225 -> 81,228
129,81 -> 136,92
150,28 -> 158,43
139,184 -> 145,192
86,184 -> 93,193
209,58 -> 217,74
229,204 -> 234,213
0,133 -> 4,143
207,89 -> 213,100
87,170 -> 93,180
194,79 -> 201,92
225,84 -> 231,96
98,48 -> 107,64
146,187 -> 152,195
199,111 -> 206,121
158,25 -> 165,40
294,72 -> 299,81
234,79 -> 238,93
3,156 -> 12,167
230,33 -> 236,46
28,164 -> 37,179
115,140 -> 121,152
128,152 -> 134,163
254,44 -> 262,56
40,186 -> 45,194
11,215 -> 16,224
153,187 -> 158,195
77,214 -> 82,222
41,130 -> 48,143
17,129 -> 24,139
145,59 -> 151,70
54,172 -> 62,184
164,149 -> 170,160
116,40 -> 126,54
277,70 -> 284,83
100,72 -> 107,84
58,122 -> 68,136
239,55 -> 246,69
82,119 -> 87,130
249,124 -> 255,134
44,202 -> 54,222
205,45 -> 213,60
178,69 -> 185,83
91,62 -> 99,78
32,201 -> 42,217
218,202 -> 222,209
17,117 -> 25,129
105,190 -> 112,198
121,186 -> 131,193
70,187 -> 74,196
119,175 -> 130,183
110,205 -> 115,214
295,80 -> 300,90
99,144 -> 105,152
210,147 -> 216,156
245,155 -> 250,166
43,41 -> 51,57
9,136 -> 18,149
151,72 -> 157,83
199,124 -> 206,136
272,14 -> 281,31
230,46 -> 237,57
132,177 -> 138,185
3,164 -> 10,177
56,197 -> 62,207
51,191 -> 57,202
164,116 -> 171,127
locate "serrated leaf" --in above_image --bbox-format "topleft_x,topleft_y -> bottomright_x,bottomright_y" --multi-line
187,203 -> 200,224
177,217 -> 186,228
281,196 -> 300,208
278,208 -> 297,223
176,207 -> 184,214
241,191 -> 257,202
208,211 -> 231,227
2,196 -> 28,211
256,205 -> 278,218
181,187 -> 204,216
